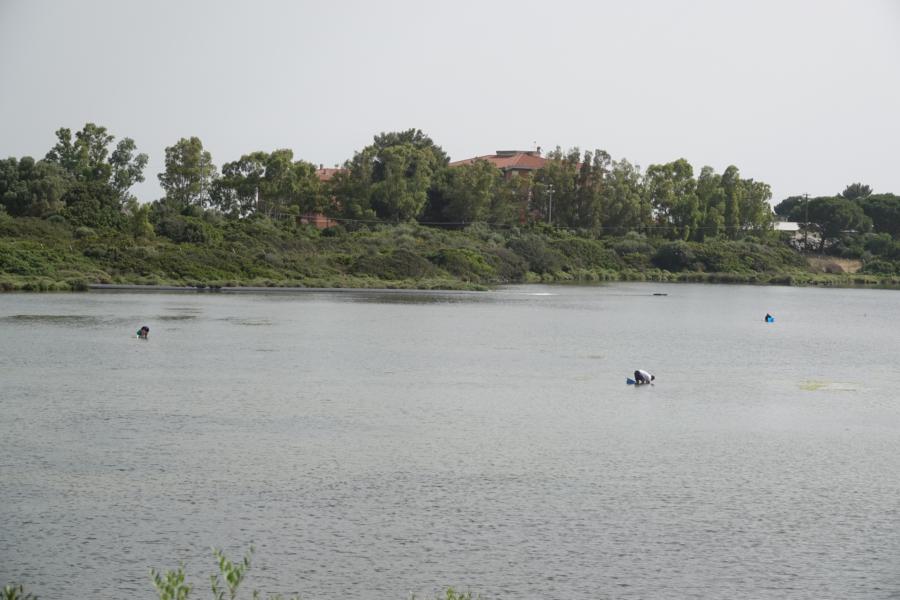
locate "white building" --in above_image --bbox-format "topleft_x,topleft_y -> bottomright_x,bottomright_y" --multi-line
774,220 -> 800,232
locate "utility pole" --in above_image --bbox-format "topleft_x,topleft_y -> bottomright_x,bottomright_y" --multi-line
803,192 -> 809,250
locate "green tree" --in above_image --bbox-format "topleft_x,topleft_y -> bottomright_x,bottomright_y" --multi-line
158,137 -> 217,210
44,127 -> 80,175
533,147 -> 606,231
737,178 -> 774,235
62,181 -> 125,228
371,129 -> 450,164
433,159 -> 501,224
45,123 -> 113,182
334,129 -> 448,222
841,182 -> 873,200
644,158 -> 698,240
0,156 -> 70,217
109,137 -> 149,200
329,168 -> 376,222
492,172 -> 532,227
581,150 -> 612,230
125,199 -> 155,238
695,166 -> 725,241
214,152 -> 266,217
600,159 -> 642,235
44,123 -> 147,203
214,150 -> 323,219
791,196 -> 871,252
721,165 -> 742,239
533,147 -> 579,227
258,149 -> 322,217
368,144 -> 433,221
857,194 -> 900,237
773,195 -> 805,218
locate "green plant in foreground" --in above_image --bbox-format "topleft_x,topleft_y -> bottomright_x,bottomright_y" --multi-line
149,547 -> 302,600
9,547 -> 477,600
410,588 -> 478,600
150,565 -> 192,600
439,588 -> 476,600
211,546 -> 253,600
2,584 -> 37,600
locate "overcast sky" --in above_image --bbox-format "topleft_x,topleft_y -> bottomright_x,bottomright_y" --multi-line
1,0 -> 898,204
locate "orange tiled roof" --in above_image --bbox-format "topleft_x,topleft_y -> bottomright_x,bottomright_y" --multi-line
450,150 -> 546,171
315,167 -> 344,181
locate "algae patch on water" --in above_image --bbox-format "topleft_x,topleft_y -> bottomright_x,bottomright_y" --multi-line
799,380 -> 858,392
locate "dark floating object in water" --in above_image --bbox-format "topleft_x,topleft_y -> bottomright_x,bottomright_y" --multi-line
652,293 -> 668,296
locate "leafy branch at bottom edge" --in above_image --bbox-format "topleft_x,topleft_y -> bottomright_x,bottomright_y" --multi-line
5,547 -> 480,600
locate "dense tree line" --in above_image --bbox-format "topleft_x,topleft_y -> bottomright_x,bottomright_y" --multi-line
0,123 -> 774,239
774,185 -> 900,271
0,124 -> 147,227
3,123 -> 900,275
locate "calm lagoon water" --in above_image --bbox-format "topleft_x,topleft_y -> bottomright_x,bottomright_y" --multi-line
1,283 -> 899,599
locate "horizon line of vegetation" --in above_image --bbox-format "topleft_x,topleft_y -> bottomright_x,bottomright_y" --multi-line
3,123 -> 900,290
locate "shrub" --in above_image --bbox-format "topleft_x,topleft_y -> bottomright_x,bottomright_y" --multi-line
429,248 -> 496,280
352,248 -> 437,279
66,278 -> 90,291
652,241 -> 696,271
692,240 -> 746,272
611,232 -> 653,257
483,247 -> 528,282
321,224 -> 345,237
862,259 -> 896,275
61,182 -> 126,228
155,217 -> 221,244
549,237 -> 621,270
862,233 -> 900,259
74,226 -> 95,239
261,252 -> 284,267
506,234 -> 564,274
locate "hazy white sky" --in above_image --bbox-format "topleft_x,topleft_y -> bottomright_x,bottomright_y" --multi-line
1,0 -> 898,203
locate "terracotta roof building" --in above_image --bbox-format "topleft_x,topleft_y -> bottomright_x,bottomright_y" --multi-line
296,166 -> 344,229
315,166 -> 344,181
449,149 -> 547,177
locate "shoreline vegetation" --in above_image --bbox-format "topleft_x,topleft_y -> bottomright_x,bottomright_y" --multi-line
3,124 -> 900,293
4,216 -> 900,293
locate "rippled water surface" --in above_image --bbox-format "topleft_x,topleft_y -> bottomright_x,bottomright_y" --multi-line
2,284 -> 900,599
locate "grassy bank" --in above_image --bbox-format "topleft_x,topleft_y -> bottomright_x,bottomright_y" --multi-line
2,214 -> 899,292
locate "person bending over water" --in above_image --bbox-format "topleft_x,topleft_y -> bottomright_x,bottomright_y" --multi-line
136,326 -> 149,339
634,369 -> 654,385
